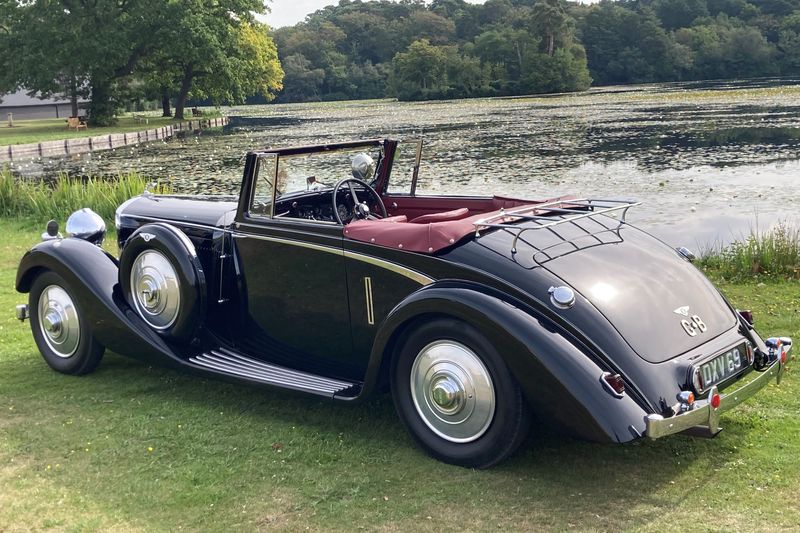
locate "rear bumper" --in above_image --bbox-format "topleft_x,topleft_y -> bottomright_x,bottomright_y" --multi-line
645,339 -> 791,439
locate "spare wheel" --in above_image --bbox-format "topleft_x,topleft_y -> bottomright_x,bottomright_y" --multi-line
119,223 -> 206,342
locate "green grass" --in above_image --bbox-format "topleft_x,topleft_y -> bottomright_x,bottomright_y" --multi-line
0,110 -> 223,146
698,222 -> 800,282
1,220 -> 798,531
0,169 -> 170,222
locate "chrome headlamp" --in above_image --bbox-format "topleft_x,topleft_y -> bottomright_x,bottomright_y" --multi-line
66,208 -> 106,246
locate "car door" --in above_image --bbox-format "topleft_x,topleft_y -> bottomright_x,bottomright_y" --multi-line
233,153 -> 357,379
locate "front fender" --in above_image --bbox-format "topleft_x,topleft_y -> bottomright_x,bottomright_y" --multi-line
366,280 -> 649,443
16,238 -> 181,366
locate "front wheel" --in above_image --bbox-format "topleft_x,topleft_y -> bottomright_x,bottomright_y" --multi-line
29,271 -> 104,375
391,318 -> 530,468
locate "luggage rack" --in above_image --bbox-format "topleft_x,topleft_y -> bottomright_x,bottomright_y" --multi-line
473,198 -> 641,254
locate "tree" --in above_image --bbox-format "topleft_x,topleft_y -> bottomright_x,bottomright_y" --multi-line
391,39 -> 448,93
0,1 -> 89,117
174,21 -> 283,119
652,0 -> 710,30
279,54 -> 325,101
778,10 -> 800,72
531,0 -> 569,56
579,4 -> 686,84
140,1 -> 283,120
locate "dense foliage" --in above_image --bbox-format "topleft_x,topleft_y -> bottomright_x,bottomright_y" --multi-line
273,0 -> 800,102
0,0 -> 284,124
3,0 -> 800,111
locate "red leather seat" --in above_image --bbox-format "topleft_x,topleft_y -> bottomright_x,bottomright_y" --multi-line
409,208 -> 470,224
379,215 -> 408,223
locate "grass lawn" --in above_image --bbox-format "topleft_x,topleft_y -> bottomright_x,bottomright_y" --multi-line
1,219 -> 798,531
0,111 -> 223,146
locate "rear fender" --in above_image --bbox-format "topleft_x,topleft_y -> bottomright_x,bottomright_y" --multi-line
366,280 -> 649,443
16,238 -> 181,366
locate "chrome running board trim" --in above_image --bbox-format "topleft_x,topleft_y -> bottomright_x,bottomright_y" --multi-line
189,347 -> 357,398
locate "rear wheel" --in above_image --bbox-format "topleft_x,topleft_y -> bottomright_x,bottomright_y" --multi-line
391,318 -> 530,468
29,271 -> 104,375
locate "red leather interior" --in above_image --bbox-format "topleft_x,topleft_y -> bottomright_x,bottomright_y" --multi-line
409,208 -> 470,224
345,213 -> 482,253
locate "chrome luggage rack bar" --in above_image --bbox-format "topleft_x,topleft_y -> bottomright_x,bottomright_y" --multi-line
473,198 -> 641,254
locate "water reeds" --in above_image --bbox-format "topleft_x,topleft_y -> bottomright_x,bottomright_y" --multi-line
698,222 -> 800,281
0,169 -> 170,222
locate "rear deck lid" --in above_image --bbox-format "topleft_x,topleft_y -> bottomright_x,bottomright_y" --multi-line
536,221 -> 737,363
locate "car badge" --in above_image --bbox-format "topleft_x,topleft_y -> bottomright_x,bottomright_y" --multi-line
141,233 -> 156,242
673,306 -> 690,317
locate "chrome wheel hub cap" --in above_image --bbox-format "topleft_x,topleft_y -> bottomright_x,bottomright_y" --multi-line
38,285 -> 80,358
130,250 -> 180,330
410,341 -> 495,443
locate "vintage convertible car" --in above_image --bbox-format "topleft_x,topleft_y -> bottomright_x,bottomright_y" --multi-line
15,138 -> 792,468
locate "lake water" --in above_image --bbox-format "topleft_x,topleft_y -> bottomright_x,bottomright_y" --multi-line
9,78 -> 800,249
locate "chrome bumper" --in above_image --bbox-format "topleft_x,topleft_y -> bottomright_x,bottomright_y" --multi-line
646,340 -> 791,439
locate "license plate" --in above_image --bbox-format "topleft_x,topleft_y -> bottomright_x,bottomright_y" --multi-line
697,343 -> 748,391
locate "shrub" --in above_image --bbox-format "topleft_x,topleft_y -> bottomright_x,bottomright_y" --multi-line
0,169 -> 170,222
698,222 -> 800,281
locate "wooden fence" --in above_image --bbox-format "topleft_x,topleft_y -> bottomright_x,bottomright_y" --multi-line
0,117 -> 229,163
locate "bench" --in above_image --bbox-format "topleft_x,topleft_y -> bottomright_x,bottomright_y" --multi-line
191,107 -> 204,117
132,114 -> 149,124
67,117 -> 87,131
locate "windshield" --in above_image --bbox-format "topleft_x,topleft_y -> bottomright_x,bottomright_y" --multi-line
276,146 -> 383,198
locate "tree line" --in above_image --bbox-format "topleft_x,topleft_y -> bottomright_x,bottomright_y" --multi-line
274,0 -> 800,102
2,0 -> 800,121
0,0 -> 283,125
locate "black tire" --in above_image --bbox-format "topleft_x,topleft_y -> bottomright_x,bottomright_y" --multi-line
391,317 -> 530,468
119,223 -> 206,342
29,270 -> 104,375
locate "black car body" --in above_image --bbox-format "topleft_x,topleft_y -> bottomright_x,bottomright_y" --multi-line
16,138 -> 793,467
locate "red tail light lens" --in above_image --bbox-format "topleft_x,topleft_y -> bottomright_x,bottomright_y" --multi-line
781,350 -> 788,364
603,373 -> 625,396
710,393 -> 721,409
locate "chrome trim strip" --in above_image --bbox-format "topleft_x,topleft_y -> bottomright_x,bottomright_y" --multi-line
364,277 -> 375,325
645,348 -> 790,439
343,250 -> 434,286
233,232 -> 344,256
126,214 -> 435,286
126,215 -> 233,233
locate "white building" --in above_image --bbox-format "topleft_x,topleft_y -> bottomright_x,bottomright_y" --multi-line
0,90 -> 88,120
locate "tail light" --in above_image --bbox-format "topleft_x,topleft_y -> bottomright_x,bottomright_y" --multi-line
677,391 -> 695,412
710,393 -> 721,409
738,309 -> 754,326
602,373 -> 625,397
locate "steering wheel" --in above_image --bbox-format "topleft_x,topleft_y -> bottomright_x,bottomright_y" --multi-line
332,177 -> 387,224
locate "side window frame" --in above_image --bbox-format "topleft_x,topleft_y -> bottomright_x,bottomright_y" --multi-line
386,139 -> 423,196
247,152 -> 279,219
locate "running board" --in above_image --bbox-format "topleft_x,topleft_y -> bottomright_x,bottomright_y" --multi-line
189,347 -> 359,398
